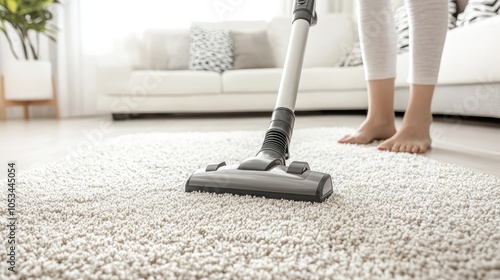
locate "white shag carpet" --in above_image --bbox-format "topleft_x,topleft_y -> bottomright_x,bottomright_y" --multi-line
1,128 -> 500,280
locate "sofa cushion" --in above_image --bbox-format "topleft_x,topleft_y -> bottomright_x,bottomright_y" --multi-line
394,4 -> 410,52
143,29 -> 191,70
336,42 -> 363,67
268,15 -> 355,68
457,0 -> 500,26
448,0 -> 459,28
440,15 -> 500,84
222,67 -> 366,93
457,0 -> 470,14
231,30 -> 275,69
223,69 -> 282,93
189,26 -> 233,74
299,67 -> 367,91
127,70 -> 221,95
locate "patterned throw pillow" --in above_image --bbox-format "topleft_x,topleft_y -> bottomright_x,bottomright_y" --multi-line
457,0 -> 500,27
394,4 -> 410,53
189,26 -> 233,73
335,42 -> 363,67
448,0 -> 459,28
337,1 -> 458,67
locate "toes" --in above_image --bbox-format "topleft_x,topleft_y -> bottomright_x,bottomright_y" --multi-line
411,146 -> 420,153
405,145 -> 413,153
399,144 -> 407,153
417,144 -> 430,153
338,134 -> 374,145
377,141 -> 392,151
391,143 -> 402,152
337,135 -> 350,143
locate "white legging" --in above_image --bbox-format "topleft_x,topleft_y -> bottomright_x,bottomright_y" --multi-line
358,0 -> 448,85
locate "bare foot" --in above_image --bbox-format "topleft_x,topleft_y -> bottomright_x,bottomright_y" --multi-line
377,116 -> 432,154
338,118 -> 397,144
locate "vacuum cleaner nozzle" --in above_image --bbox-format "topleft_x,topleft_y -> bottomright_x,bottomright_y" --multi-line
185,161 -> 333,202
185,107 -> 334,203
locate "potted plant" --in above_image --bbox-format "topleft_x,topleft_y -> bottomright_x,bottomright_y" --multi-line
0,0 -> 60,113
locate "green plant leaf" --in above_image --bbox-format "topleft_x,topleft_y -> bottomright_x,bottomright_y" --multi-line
5,0 -> 18,13
0,0 -> 60,59
42,0 -> 54,8
46,34 -> 56,42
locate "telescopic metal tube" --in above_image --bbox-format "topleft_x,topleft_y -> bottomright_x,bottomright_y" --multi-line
274,19 -> 310,110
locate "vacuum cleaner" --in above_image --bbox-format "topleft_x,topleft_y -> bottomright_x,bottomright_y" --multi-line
185,0 -> 333,202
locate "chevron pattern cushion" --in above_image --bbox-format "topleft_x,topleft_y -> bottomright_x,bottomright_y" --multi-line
394,4 -> 411,53
189,26 -> 233,74
457,0 -> 500,26
335,42 -> 363,67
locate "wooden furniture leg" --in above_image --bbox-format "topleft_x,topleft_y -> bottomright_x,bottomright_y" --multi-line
0,75 -> 6,120
52,76 -> 60,119
23,103 -> 30,120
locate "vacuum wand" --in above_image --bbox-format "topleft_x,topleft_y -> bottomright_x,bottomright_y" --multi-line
249,0 -> 317,165
276,0 -> 317,110
185,0 -> 333,202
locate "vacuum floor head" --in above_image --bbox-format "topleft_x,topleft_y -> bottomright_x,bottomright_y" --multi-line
186,160 -> 333,202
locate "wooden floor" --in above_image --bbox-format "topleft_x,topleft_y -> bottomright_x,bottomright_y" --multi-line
1,113 -> 499,178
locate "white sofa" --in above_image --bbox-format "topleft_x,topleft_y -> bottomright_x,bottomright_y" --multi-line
97,13 -> 500,120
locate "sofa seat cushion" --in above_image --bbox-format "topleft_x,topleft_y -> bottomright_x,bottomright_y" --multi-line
127,70 -> 221,95
223,69 -> 282,93
299,67 -> 366,92
222,67 -> 366,93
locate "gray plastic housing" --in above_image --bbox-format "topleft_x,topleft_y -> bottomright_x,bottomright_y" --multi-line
186,163 -> 333,203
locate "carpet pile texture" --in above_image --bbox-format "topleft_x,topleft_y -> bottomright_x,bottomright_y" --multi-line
1,128 -> 499,279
